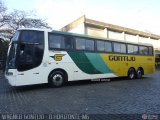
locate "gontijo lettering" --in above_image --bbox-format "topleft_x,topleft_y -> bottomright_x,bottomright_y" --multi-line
109,55 -> 136,61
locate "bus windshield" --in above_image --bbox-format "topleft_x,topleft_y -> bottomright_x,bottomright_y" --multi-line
6,30 -> 20,69
6,30 -> 44,71
11,31 -> 20,42
6,42 -> 18,69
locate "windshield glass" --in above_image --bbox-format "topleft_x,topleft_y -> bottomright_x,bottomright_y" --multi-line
20,30 -> 44,44
6,30 -> 44,71
6,42 -> 17,69
11,31 -> 20,41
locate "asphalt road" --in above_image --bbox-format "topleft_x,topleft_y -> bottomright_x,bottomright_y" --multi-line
0,70 -> 160,119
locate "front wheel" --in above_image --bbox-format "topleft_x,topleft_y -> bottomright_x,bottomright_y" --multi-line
128,68 -> 136,79
49,71 -> 65,87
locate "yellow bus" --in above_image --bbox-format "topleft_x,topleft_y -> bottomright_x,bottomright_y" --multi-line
5,28 -> 155,87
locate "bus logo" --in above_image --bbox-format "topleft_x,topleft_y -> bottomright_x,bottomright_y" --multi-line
51,54 -> 65,61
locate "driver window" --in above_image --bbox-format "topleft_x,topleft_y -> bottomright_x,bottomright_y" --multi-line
17,44 -> 34,71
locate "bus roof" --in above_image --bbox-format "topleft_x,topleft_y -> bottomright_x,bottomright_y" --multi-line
17,28 -> 153,47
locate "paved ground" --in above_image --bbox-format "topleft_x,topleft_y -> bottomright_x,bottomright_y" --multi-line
0,70 -> 160,119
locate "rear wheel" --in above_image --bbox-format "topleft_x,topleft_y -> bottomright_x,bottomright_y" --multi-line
49,71 -> 65,87
136,68 -> 143,79
128,68 -> 136,79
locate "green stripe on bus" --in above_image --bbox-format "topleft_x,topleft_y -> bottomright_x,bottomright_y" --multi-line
68,52 -> 112,74
68,52 -> 102,74
85,53 -> 112,73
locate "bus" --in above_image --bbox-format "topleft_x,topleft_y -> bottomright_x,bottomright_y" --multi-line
5,28 -> 155,87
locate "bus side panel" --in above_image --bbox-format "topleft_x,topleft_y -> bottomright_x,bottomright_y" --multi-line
100,54 -> 155,77
67,51 -> 117,80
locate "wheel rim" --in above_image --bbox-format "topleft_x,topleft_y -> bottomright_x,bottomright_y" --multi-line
137,70 -> 142,78
52,74 -> 63,86
130,71 -> 134,79
129,69 -> 135,79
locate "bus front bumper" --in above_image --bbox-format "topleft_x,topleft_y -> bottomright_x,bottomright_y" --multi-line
5,69 -> 16,86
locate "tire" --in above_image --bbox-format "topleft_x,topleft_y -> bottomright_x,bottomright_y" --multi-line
128,68 -> 136,79
49,71 -> 65,87
136,68 -> 143,79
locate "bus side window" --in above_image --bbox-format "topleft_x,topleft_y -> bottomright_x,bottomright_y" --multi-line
149,47 -> 153,55
105,41 -> 112,52
97,41 -> 105,52
127,44 -> 138,54
75,38 -> 85,50
86,39 -> 94,51
139,46 -> 149,55
49,34 -> 63,49
113,42 -> 126,53
62,36 -> 74,50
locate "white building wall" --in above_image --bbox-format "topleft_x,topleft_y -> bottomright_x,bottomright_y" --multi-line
67,23 -> 160,50
108,30 -> 124,41
86,27 -> 106,38
139,37 -> 150,44
125,34 -> 138,43
150,38 -> 160,50
69,24 -> 85,34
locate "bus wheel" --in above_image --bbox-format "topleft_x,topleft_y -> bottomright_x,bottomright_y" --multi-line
136,68 -> 143,79
49,71 -> 65,87
128,68 -> 136,79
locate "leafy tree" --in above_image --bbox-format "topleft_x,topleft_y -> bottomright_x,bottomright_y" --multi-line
0,0 -> 7,28
0,0 -> 51,71
0,38 -> 8,71
0,0 -> 51,39
8,10 -> 51,34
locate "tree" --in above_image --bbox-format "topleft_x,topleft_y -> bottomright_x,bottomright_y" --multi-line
0,0 -> 51,71
0,1 -> 51,39
0,0 -> 8,28
8,10 -> 51,34
0,38 -> 9,71
0,0 -> 12,41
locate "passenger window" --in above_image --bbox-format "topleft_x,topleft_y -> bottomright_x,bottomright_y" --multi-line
97,41 -> 105,52
62,36 -> 74,49
105,41 -> 112,52
113,42 -> 126,53
86,39 -> 94,51
127,44 -> 138,54
139,46 -> 148,55
148,47 -> 153,55
76,38 -> 85,50
49,34 -> 63,49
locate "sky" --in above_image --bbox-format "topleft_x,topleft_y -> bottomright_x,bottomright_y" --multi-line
5,0 -> 160,35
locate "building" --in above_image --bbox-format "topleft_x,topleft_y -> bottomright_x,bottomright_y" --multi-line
61,15 -> 160,52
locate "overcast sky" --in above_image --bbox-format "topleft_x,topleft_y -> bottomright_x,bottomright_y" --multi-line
5,0 -> 160,35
